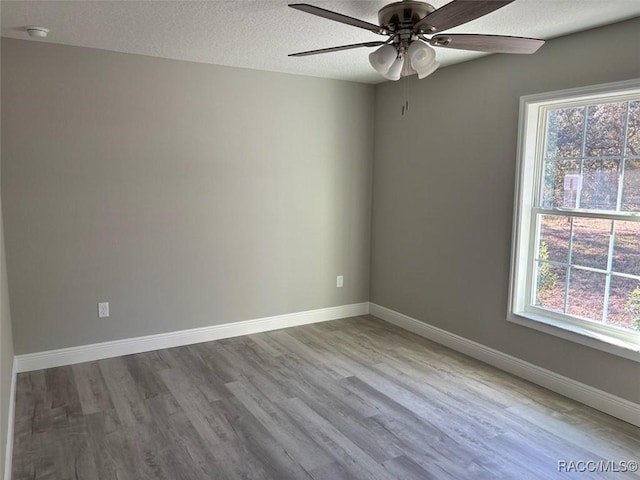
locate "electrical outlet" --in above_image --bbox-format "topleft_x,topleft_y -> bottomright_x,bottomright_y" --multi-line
98,302 -> 109,318
337,275 -> 344,288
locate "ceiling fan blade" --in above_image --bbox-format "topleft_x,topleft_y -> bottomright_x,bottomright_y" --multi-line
289,42 -> 386,57
289,4 -> 384,34
414,0 -> 515,34
431,34 -> 544,54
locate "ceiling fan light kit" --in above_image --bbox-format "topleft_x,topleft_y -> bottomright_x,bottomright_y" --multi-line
369,39 -> 439,80
416,60 -> 440,79
384,55 -> 406,81
288,0 -> 545,81
408,40 -> 438,77
369,44 -> 399,75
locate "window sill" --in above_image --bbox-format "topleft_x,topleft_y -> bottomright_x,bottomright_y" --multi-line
508,311 -> 640,362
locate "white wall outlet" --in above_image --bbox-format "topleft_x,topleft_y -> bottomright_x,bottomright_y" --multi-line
337,275 -> 344,288
98,302 -> 109,318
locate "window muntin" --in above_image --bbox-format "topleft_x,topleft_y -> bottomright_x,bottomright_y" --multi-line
511,81 -> 640,356
532,215 -> 639,331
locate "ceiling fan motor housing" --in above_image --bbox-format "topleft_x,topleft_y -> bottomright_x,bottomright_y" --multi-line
378,1 -> 435,30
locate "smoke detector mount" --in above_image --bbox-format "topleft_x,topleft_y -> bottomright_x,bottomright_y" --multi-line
26,26 -> 49,38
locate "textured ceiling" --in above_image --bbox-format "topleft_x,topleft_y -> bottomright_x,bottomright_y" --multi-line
2,0 -> 640,84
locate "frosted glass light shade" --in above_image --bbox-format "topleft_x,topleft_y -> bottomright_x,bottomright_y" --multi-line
408,40 -> 439,79
416,60 -> 439,79
369,44 -> 398,75
383,55 -> 404,81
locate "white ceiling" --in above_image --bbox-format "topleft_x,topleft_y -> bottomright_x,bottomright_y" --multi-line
2,0 -> 639,84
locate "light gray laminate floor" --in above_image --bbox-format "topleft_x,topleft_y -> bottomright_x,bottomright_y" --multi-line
11,315 -> 640,479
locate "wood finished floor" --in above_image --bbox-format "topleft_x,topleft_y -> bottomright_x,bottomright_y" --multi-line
11,315 -> 640,480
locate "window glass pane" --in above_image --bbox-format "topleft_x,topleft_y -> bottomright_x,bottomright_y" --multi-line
585,102 -> 626,157
520,89 -> 640,346
570,217 -> 612,270
622,159 -> 640,212
613,220 -> 640,276
541,158 -> 580,208
534,262 -> 566,312
607,275 -> 640,332
545,107 -> 585,159
579,159 -> 620,210
626,100 -> 639,156
567,268 -> 606,321
538,215 -> 570,263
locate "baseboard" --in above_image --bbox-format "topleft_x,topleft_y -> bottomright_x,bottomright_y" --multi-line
15,302 -> 370,373
14,300 -> 637,427
369,303 -> 640,428
3,358 -> 16,480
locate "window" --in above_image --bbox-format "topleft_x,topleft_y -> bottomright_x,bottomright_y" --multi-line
509,80 -> 640,361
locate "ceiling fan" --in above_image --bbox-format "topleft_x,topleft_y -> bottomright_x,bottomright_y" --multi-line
288,0 -> 545,80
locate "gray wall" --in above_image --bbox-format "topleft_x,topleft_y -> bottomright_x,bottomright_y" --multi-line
2,17 -> 639,409
371,17 -> 640,403
2,39 -> 374,354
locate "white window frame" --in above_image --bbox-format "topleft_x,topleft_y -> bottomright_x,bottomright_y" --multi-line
509,79 -> 640,362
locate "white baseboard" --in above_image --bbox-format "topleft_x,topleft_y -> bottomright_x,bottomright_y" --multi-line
369,303 -> 640,428
3,358 -> 16,480
13,300 -> 637,428
15,303 -> 370,373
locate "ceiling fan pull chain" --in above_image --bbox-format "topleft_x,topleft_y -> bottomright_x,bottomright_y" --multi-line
401,76 -> 408,116
402,76 -> 410,116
